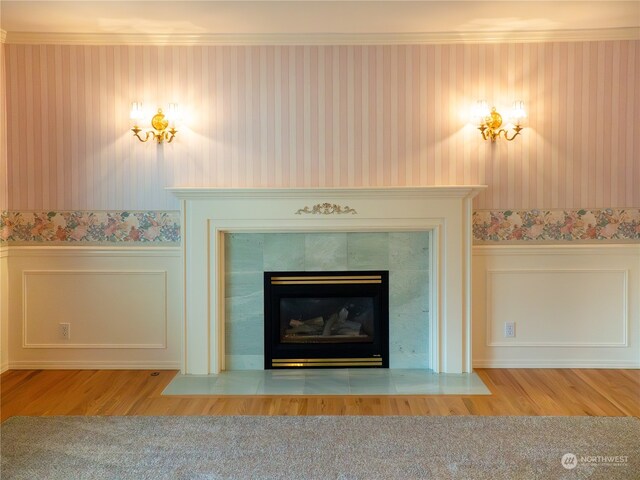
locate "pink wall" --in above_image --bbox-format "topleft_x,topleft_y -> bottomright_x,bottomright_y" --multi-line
5,41 -> 639,211
0,44 -> 7,211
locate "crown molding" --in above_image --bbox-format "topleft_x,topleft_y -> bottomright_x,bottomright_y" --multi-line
0,30 -> 7,44
4,27 -> 639,46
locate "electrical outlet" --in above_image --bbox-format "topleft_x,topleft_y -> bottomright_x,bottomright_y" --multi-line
504,322 -> 515,338
59,323 -> 70,339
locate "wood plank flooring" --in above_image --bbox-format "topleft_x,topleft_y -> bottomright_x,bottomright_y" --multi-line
1,369 -> 638,421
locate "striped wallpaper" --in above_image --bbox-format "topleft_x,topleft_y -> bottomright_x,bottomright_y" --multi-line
4,41 -> 640,211
0,44 -> 7,211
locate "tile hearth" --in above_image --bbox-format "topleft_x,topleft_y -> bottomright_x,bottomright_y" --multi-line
162,369 -> 490,396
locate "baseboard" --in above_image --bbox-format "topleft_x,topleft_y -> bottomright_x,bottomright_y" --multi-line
0,362 -> 8,374
8,360 -> 181,370
473,359 -> 640,369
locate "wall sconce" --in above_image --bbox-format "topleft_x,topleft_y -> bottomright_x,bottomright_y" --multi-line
130,102 -> 179,143
472,100 -> 525,142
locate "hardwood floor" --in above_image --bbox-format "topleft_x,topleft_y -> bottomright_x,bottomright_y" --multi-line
1,369 -> 638,421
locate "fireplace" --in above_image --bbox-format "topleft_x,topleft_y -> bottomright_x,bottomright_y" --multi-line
171,186 -> 485,374
264,271 -> 389,368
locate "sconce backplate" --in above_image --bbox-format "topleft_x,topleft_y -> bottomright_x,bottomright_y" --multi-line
151,109 -> 169,132
487,108 -> 502,129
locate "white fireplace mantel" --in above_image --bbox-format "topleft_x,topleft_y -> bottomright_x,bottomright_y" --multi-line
169,186 -> 486,375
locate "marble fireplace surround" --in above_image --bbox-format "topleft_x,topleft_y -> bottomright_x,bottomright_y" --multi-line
170,186 -> 486,375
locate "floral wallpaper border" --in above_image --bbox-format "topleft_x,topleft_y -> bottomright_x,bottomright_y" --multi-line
473,208 -> 640,243
1,208 -> 638,245
0,211 -> 180,245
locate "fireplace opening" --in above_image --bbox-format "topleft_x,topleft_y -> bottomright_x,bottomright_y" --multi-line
264,271 -> 389,368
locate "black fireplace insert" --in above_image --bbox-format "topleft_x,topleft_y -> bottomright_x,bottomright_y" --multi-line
264,271 -> 389,368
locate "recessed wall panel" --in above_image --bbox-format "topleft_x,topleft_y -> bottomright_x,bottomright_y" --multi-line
487,269 -> 627,347
23,270 -> 167,348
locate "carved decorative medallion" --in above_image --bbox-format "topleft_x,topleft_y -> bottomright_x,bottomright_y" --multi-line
295,203 -> 358,215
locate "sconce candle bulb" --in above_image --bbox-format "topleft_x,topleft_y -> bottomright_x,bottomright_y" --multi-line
474,101 -> 525,142
510,100 -> 527,123
163,103 -> 181,129
130,102 -> 144,121
130,102 -> 179,144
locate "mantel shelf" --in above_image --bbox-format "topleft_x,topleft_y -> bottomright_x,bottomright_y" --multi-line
167,186 -> 487,200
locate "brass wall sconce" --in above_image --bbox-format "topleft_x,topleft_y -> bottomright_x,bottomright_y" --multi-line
130,102 -> 179,143
473,101 -> 526,142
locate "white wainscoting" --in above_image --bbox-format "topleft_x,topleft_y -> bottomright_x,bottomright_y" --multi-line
2,243 -> 638,371
473,245 -> 640,368
5,246 -> 182,370
1,246 -> 9,373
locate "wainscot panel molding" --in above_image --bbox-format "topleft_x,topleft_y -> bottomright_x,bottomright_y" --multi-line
22,270 -> 168,349
6,246 -> 182,370
472,244 -> 640,368
485,269 -> 627,347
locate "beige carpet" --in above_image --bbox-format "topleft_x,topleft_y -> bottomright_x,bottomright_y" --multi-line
1,416 -> 638,479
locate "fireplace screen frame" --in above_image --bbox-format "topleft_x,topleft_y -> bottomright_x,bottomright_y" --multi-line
264,270 -> 389,369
